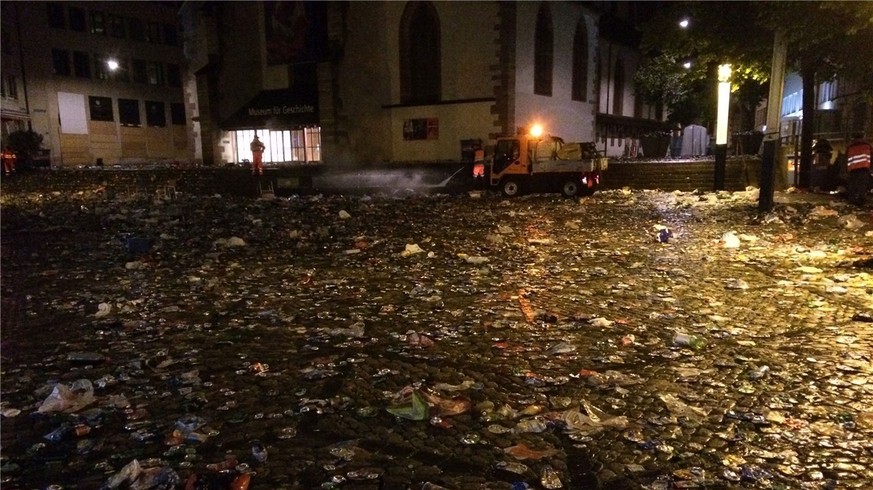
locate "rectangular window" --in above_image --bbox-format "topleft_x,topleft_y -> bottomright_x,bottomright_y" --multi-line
73,51 -> 91,78
127,18 -> 145,41
108,15 -> 125,38
47,3 -> 66,28
88,96 -> 113,121
69,7 -> 86,31
119,98 -> 140,126
146,62 -> 165,85
305,127 -> 322,161
233,128 -> 323,164
145,22 -> 162,43
90,11 -> 105,35
1,74 -> 18,99
132,59 -> 147,84
163,24 -> 178,46
94,55 -> 110,80
52,49 -> 71,76
167,64 -> 181,87
145,100 -> 166,127
170,102 -> 185,125
113,59 -> 130,83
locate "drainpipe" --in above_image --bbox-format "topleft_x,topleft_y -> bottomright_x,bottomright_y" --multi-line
14,2 -> 31,131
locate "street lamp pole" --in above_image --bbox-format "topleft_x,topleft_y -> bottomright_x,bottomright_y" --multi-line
759,30 -> 787,212
714,64 -> 731,191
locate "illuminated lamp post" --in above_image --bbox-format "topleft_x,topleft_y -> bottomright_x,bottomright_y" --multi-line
713,64 -> 731,191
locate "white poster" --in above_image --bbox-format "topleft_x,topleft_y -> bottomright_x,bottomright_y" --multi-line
57,92 -> 87,134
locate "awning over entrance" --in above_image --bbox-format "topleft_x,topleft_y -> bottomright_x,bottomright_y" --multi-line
221,88 -> 320,130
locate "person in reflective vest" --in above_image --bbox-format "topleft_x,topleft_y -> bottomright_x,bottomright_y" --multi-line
846,132 -> 872,206
472,148 -> 485,189
250,135 -> 266,176
2,146 -> 16,176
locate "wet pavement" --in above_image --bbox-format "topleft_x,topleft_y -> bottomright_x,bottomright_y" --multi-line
1,186 -> 872,490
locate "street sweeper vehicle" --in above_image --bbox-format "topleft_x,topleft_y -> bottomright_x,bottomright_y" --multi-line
478,124 -> 608,197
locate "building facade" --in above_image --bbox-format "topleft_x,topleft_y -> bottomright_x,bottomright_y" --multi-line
1,2 -> 31,146
180,1 -> 664,166
1,1 -> 188,167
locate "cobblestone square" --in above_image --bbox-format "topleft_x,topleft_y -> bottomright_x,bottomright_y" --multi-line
1,187 -> 872,489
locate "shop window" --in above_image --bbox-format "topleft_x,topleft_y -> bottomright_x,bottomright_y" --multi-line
47,3 -> 66,28
119,99 -> 140,126
1,74 -> 18,99
146,61 -> 164,85
132,59 -> 147,84
52,49 -> 71,76
170,102 -> 185,125
534,4 -> 553,96
572,19 -> 588,102
145,100 -> 166,127
108,15 -> 125,38
305,127 -> 321,161
89,96 -> 114,121
167,64 -> 182,87
399,1 -> 440,104
128,18 -> 145,41
90,11 -> 105,35
69,7 -> 86,32
234,128 -> 323,164
73,51 -> 91,78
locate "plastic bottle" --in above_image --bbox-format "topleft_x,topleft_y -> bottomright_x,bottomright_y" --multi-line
673,332 -> 706,350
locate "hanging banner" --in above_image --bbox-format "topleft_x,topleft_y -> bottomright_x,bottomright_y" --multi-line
264,1 -> 328,66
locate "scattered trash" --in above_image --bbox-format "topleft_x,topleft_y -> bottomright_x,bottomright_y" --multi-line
37,379 -> 96,414
673,331 -> 707,351
721,231 -> 741,248
401,243 -> 425,256
2,186 -> 871,489
504,443 -> 558,461
654,225 -> 673,243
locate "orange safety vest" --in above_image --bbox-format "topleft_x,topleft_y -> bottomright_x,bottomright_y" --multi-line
847,140 -> 872,172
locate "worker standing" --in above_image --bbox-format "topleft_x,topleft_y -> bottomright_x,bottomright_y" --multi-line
472,148 -> 485,189
250,135 -> 266,176
845,132 -> 872,206
2,146 -> 17,176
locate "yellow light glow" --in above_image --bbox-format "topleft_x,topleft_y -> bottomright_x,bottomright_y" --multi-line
716,64 -> 732,145
530,124 -> 544,139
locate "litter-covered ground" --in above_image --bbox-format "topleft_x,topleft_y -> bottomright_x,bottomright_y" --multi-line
1,186 -> 872,490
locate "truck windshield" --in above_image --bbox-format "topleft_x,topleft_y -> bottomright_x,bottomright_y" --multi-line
494,139 -> 520,173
